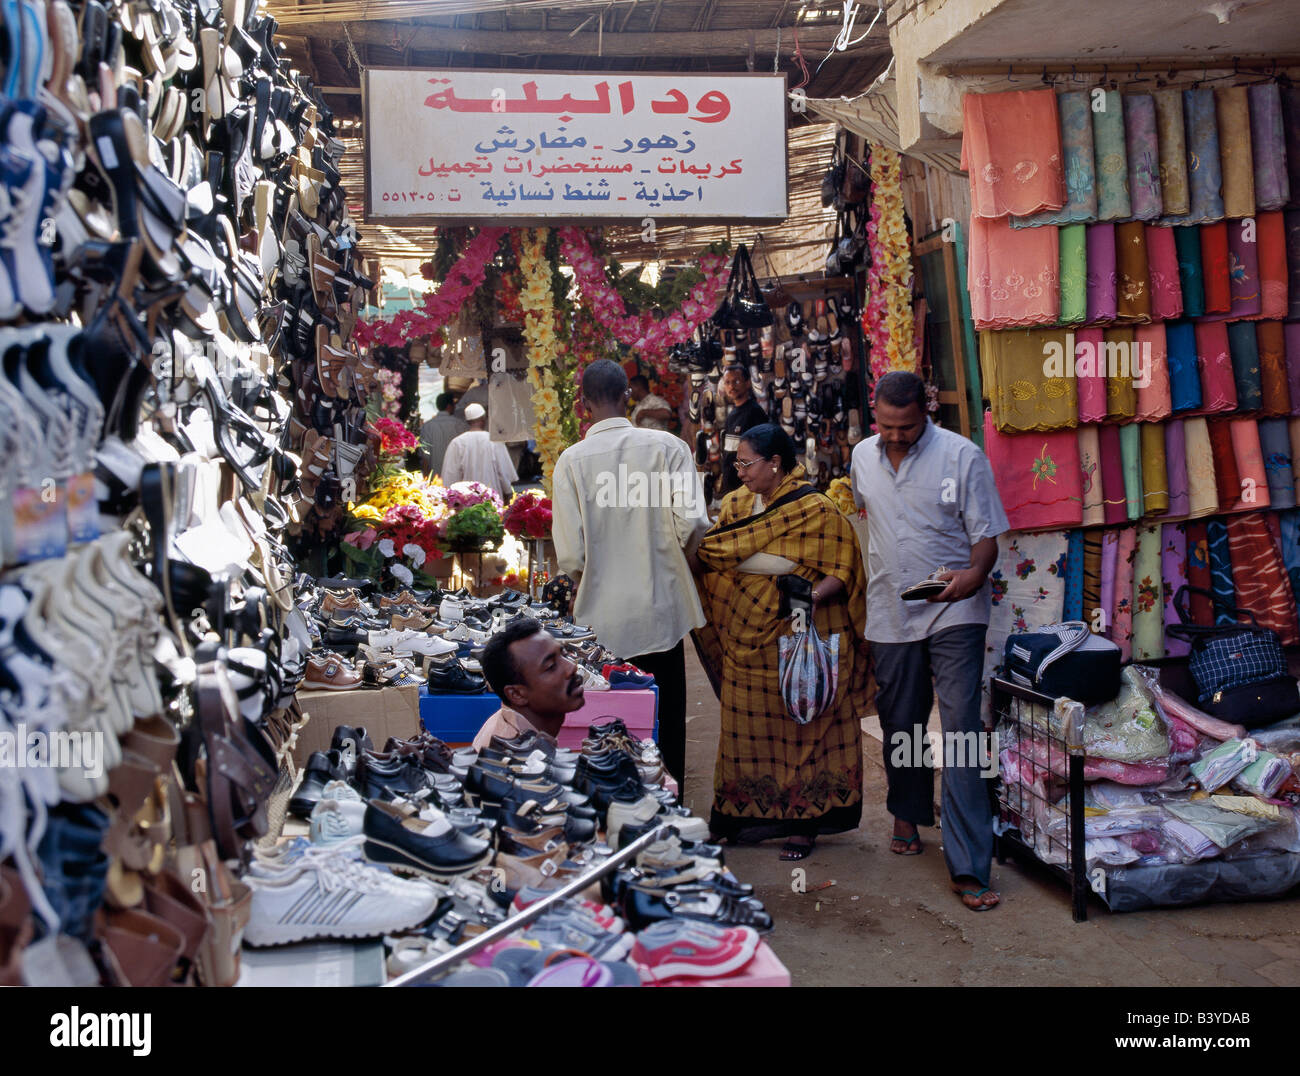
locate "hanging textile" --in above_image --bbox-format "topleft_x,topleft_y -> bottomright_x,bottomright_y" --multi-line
1254,210 -> 1289,321
1078,424 -> 1105,526
1166,319 -> 1202,412
1145,224 -> 1183,321
980,328 -> 1077,430
1229,416 -> 1270,512
1099,422 -> 1129,525
1193,321 -> 1238,415
1200,222 -> 1232,314
1185,520 -> 1215,624
1083,528 -> 1105,629
1249,83 -> 1290,212
962,89 -> 1066,220
1207,418 -> 1240,510
1064,529 -> 1085,621
1058,223 -> 1088,323
1224,217 -> 1263,320
1215,86 -> 1256,220
1179,88 -> 1226,224
1104,327 -> 1138,420
1255,320 -> 1291,417
1183,417 -> 1220,518
1012,91 -> 1097,227
1093,89 -> 1131,221
982,412 -> 1084,530
1285,322 -> 1300,417
1258,417 -> 1296,511
1111,525 -> 1138,660
1140,421 -> 1169,516
1075,326 -> 1109,422
1135,323 -> 1171,421
1285,210 -> 1300,319
1154,88 -> 1190,219
1292,418 -> 1300,500
1225,320 -> 1263,412
1204,518 -> 1235,625
1173,225 -> 1205,316
1123,94 -> 1163,221
1282,86 -> 1300,210
1131,524 -> 1165,661
968,216 -> 1061,330
1279,509 -> 1300,597
1160,522 -> 1191,657
1099,527 -> 1120,636
1114,220 -> 1152,322
1164,418 -> 1191,518
1119,422 -> 1144,520
1225,513 -> 1300,646
1084,222 -> 1118,324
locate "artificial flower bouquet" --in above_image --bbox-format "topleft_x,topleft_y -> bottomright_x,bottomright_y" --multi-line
342,470 -> 453,586
502,490 -> 553,541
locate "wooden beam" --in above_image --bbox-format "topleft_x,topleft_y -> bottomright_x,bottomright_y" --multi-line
281,21 -> 864,58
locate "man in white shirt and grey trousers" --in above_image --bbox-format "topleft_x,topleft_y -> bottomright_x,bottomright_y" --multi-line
851,371 -> 1010,913
552,360 -> 710,793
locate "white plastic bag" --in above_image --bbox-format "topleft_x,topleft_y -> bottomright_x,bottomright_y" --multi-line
777,623 -> 839,725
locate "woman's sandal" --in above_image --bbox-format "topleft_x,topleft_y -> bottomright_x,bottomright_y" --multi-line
779,837 -> 815,861
890,833 -> 923,855
951,881 -> 1000,911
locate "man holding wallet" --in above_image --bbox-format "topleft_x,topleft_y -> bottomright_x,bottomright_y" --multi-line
850,371 -> 1010,912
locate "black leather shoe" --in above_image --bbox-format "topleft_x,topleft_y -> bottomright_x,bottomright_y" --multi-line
427,661 -> 487,694
357,753 -> 436,801
288,749 -> 346,818
502,804 -> 597,844
363,800 -> 493,878
330,725 -> 374,774
322,626 -> 366,654
621,882 -> 773,932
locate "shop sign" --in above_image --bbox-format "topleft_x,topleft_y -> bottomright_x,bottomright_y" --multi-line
364,68 -> 788,223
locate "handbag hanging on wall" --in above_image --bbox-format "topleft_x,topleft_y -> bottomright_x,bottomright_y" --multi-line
714,244 -> 774,330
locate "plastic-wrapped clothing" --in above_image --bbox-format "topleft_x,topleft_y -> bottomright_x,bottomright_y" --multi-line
1133,665 -> 1247,741
1087,837 -> 1143,866
1190,738 -> 1258,790
1163,799 -> 1277,848
1231,752 -> 1291,799
1085,782 -> 1152,810
1162,819 -> 1224,861
1082,666 -> 1171,763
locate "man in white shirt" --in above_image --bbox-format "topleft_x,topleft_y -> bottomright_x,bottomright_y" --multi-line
552,360 -> 710,791
441,403 -> 519,501
629,374 -> 673,430
420,391 -> 468,478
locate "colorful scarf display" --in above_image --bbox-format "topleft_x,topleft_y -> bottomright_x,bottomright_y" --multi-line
1064,529 -> 1085,620
982,412 -> 1084,530
1183,417 -> 1219,517
1185,520 -> 1214,624
1254,210 -> 1289,321
1207,418 -> 1240,510
1114,220 -> 1152,322
981,328 -> 1077,430
1226,319 -> 1263,412
1085,222 -> 1118,324
1058,223 -> 1088,323
1255,320 -> 1291,417
1077,424 -> 1105,526
1012,91 -> 1097,227
1074,326 -> 1109,422
1093,90 -> 1131,221
1173,225 -> 1205,316
1104,327 -> 1138,421
1205,518 -> 1235,624
1135,323 -> 1171,420
968,216 -> 1061,330
1099,423 -> 1128,525
1229,416 -> 1270,512
1225,512 -> 1300,645
1285,210 -> 1300,319
1111,525 -> 1137,659
1099,527 -> 1120,635
1181,88 -> 1226,224
1193,321 -> 1238,415
1199,222 -> 1232,314
1282,86 -> 1300,210
1154,88 -> 1190,219
1285,321 -> 1300,416
1249,83 -> 1291,212
1166,319 -> 1202,412
1131,524 -> 1165,661
963,89 -> 1066,219
1141,421 -> 1169,516
1119,421 -> 1144,519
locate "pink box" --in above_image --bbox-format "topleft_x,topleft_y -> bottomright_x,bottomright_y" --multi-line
555,688 -> 657,752
646,942 -> 791,988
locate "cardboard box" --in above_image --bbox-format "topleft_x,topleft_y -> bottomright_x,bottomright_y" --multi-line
292,684 -> 423,766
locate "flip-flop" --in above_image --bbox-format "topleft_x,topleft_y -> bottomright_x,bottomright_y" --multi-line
951,882 -> 1000,911
890,833 -> 923,855
779,838 -> 815,861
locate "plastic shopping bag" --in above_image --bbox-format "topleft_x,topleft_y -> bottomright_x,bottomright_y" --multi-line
777,623 -> 839,725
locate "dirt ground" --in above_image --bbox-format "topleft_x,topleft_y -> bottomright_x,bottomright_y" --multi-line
678,649 -> 1300,988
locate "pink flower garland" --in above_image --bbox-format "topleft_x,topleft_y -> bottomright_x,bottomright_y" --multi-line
354,228 -> 506,349
557,227 -> 731,358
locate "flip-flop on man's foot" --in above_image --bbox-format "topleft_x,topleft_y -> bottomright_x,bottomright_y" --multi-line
951,879 -> 1000,911
890,823 -> 923,855
779,836 -> 815,861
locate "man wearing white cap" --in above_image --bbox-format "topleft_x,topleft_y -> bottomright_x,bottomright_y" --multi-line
440,402 -> 519,501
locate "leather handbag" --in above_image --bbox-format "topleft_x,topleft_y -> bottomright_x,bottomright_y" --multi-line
821,143 -> 846,208
1003,621 -> 1122,704
1165,585 -> 1296,723
714,245 -> 774,330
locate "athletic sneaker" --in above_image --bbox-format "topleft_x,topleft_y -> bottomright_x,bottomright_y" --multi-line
511,889 -> 625,934
310,798 -> 366,844
521,911 -> 636,961
320,779 -> 363,802
243,855 -> 441,946
631,919 -> 759,981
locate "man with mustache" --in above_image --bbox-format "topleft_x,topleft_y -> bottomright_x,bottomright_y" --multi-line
850,370 -> 1009,913
471,618 -> 587,750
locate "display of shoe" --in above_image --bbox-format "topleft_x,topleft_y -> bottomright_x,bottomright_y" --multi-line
304,652 -> 363,690
289,749 -> 347,819
630,919 -> 760,980
426,659 -> 488,695
363,800 -> 494,880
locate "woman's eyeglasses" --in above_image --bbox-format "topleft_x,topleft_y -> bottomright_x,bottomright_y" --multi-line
733,457 -> 764,471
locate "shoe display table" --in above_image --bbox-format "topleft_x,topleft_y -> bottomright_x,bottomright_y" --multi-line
293,684 -> 424,768
419,685 -> 658,748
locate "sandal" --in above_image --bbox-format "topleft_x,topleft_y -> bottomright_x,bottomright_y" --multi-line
890,833 -> 923,855
779,836 -> 815,861
951,881 -> 1000,911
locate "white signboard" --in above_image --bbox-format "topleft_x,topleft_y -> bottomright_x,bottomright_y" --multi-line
363,69 -> 788,223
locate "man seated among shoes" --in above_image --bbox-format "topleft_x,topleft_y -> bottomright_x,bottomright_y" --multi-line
473,618 -> 586,750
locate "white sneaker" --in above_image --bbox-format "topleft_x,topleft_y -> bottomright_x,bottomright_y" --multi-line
243,855 -> 440,946
577,665 -> 610,691
605,793 -> 662,847
439,597 -> 464,622
368,628 -> 457,657
310,798 -> 366,844
444,621 -> 489,645
320,779 -> 363,803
